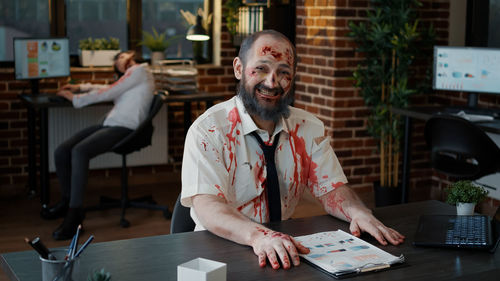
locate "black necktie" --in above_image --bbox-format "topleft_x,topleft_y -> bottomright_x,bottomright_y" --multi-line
251,131 -> 281,222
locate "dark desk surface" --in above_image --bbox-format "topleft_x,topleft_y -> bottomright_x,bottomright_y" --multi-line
393,106 -> 500,134
1,200 -> 499,281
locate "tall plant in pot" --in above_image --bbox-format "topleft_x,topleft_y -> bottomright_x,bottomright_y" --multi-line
348,0 -> 434,206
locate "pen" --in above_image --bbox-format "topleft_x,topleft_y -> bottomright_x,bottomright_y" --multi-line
25,237 -> 50,259
65,234 -> 76,260
71,225 -> 82,259
74,235 -> 94,258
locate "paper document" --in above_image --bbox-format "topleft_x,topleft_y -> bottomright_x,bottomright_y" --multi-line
455,111 -> 494,122
295,230 -> 404,278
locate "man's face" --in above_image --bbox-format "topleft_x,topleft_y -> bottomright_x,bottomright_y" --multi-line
115,51 -> 135,74
234,35 -> 295,121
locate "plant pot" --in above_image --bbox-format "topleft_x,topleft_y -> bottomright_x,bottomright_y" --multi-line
150,51 -> 165,66
373,181 -> 402,207
79,50 -> 120,67
456,202 -> 475,215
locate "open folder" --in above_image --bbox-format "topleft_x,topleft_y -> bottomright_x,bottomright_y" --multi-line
295,230 -> 405,279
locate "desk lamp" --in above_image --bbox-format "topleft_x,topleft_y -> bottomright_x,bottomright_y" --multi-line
186,15 -> 210,41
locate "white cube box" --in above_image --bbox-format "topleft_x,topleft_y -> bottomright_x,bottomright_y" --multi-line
177,258 -> 227,281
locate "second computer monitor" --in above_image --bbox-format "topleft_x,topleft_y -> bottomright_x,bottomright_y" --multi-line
433,46 -> 500,95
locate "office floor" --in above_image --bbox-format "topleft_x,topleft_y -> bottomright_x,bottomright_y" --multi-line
0,171 -> 335,281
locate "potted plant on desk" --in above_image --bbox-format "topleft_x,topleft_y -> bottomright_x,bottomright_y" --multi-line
138,27 -> 179,66
348,0 -> 435,206
79,37 -> 120,67
446,180 -> 488,215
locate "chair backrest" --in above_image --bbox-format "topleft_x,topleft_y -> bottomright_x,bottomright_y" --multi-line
170,193 -> 195,234
112,92 -> 165,154
424,114 -> 500,179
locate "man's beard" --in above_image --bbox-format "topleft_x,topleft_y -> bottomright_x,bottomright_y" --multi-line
237,77 -> 294,122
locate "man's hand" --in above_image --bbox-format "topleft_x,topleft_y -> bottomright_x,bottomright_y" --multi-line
251,227 -> 310,270
349,208 -> 405,245
192,194 -> 310,270
319,185 -> 405,246
57,90 -> 74,101
61,84 -> 80,92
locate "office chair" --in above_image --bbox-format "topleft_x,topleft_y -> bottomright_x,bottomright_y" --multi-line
424,114 -> 500,180
170,193 -> 195,233
89,92 -> 172,227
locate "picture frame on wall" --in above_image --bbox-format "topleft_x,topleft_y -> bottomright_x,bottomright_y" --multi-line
243,0 -> 269,6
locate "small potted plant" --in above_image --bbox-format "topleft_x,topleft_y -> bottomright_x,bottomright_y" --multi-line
446,180 -> 488,215
87,268 -> 111,281
79,37 -> 120,67
138,27 -> 179,65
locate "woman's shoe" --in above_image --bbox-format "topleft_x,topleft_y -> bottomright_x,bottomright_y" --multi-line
40,201 -> 69,220
52,208 -> 85,241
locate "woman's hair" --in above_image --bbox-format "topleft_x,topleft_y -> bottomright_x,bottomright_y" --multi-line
113,50 -> 136,78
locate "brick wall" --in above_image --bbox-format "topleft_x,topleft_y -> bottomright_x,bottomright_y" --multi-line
294,0 -> 499,210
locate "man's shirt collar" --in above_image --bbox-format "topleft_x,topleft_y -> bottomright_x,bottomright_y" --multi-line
235,95 -> 289,140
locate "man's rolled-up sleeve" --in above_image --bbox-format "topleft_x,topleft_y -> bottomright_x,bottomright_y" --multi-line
181,125 -> 230,208
308,136 -> 348,197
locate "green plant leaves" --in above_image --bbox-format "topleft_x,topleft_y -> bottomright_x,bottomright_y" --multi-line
446,180 -> 489,204
87,268 -> 111,281
79,37 -> 120,50
223,0 -> 242,37
138,27 -> 180,52
348,0 -> 435,151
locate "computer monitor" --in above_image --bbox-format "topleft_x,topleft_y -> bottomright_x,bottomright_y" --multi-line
13,37 -> 70,80
433,46 -> 500,107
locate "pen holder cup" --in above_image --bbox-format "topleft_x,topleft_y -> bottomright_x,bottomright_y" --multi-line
40,249 -> 80,281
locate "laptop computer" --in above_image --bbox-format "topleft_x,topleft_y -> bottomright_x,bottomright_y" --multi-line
413,206 -> 500,252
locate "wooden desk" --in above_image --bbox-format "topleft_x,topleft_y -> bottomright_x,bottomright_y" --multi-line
1,200 -> 499,280
392,106 -> 500,204
18,91 -> 232,208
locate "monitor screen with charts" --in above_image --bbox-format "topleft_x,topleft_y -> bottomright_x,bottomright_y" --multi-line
13,38 -> 70,80
433,46 -> 500,95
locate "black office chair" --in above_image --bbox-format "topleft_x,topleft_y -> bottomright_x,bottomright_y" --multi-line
170,193 -> 195,233
89,92 -> 172,227
424,114 -> 500,180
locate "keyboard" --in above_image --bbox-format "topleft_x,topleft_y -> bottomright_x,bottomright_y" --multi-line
445,216 -> 489,247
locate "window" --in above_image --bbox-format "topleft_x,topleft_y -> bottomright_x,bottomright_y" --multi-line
66,0 -> 128,54
0,0 -> 220,64
0,0 -> 50,61
141,0 -> 205,59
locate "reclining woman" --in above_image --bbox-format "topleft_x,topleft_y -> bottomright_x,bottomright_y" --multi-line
41,50 -> 155,240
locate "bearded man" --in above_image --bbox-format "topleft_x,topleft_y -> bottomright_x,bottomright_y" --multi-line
180,30 -> 405,270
